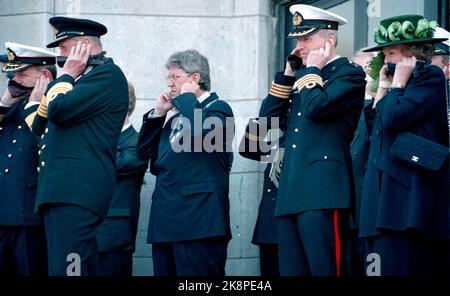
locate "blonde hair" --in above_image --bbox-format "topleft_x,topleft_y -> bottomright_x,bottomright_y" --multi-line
402,44 -> 434,61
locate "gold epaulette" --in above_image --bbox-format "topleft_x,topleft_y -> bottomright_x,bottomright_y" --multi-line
47,82 -> 74,102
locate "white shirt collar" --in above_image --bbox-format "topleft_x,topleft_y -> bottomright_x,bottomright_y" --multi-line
325,55 -> 341,66
75,66 -> 94,82
197,91 -> 211,104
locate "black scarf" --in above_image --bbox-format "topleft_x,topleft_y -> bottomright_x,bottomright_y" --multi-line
7,79 -> 33,99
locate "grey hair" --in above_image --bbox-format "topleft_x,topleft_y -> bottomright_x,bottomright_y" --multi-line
165,49 -> 211,91
319,29 -> 339,47
37,65 -> 57,80
72,36 -> 102,47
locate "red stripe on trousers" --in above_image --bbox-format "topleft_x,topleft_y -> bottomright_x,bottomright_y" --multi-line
333,209 -> 341,276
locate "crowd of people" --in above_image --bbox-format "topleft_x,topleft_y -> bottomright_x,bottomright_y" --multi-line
0,3 -> 449,276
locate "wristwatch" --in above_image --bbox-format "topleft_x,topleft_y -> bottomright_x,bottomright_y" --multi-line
390,82 -> 405,89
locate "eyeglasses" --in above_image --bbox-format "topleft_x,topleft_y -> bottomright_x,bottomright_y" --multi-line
166,73 -> 191,82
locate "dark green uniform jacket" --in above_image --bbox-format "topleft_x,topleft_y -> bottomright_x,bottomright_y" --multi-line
32,59 -> 129,218
259,57 -> 366,216
0,99 -> 42,225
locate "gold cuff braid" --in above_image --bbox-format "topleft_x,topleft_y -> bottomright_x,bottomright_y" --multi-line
269,82 -> 292,99
37,95 -> 48,118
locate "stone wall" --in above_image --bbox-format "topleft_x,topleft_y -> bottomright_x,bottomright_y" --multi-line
0,0 -> 279,275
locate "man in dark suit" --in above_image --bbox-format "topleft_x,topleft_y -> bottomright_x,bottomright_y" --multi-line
239,117 -> 281,276
96,83 -> 148,276
0,42 -> 56,275
258,4 -> 366,275
31,17 -> 129,276
137,49 -> 234,276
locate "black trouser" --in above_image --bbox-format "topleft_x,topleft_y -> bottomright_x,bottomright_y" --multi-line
152,237 -> 228,276
363,230 -> 447,276
43,204 -> 102,276
259,243 -> 279,276
344,228 -> 365,276
277,210 -> 349,276
0,226 -> 47,276
447,240 -> 450,276
99,250 -> 133,276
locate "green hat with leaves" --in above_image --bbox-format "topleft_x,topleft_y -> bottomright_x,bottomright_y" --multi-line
363,15 -> 447,52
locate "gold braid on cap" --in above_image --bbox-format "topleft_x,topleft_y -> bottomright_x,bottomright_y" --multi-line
288,28 -> 317,38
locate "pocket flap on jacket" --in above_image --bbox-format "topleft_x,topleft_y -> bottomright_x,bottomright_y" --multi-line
182,183 -> 214,196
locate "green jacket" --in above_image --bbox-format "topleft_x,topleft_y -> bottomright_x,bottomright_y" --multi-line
32,59 -> 129,218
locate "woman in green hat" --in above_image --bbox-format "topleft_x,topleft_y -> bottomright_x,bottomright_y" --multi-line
359,15 -> 449,276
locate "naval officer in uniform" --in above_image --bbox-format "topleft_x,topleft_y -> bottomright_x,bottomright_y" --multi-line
0,42 -> 56,276
258,4 -> 366,275
32,16 -> 129,276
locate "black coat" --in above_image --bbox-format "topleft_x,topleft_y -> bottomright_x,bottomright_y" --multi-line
0,99 -> 42,225
349,99 -> 373,229
97,125 -> 147,252
359,62 -> 450,239
32,59 -> 129,218
259,58 -> 366,216
137,92 -> 234,243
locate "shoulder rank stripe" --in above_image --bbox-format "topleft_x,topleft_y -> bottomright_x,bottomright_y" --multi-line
47,82 -> 74,103
294,74 -> 323,91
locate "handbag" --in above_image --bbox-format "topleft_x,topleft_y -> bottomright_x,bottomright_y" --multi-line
391,132 -> 449,171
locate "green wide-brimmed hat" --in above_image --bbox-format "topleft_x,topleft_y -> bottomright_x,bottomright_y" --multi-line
363,15 -> 448,52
